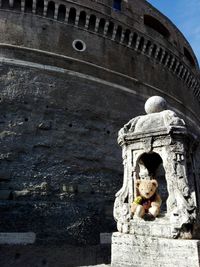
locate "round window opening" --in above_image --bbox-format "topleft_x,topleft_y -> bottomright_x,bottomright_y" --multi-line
72,40 -> 86,52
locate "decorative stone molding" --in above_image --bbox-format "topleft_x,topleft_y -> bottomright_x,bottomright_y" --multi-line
114,96 -> 199,239
0,0 -> 199,100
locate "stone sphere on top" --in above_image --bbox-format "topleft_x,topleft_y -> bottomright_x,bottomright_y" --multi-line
145,96 -> 167,114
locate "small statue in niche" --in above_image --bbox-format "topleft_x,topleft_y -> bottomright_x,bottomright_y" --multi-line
131,179 -> 162,219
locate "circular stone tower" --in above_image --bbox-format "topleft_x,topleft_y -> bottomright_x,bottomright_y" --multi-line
0,0 -> 199,266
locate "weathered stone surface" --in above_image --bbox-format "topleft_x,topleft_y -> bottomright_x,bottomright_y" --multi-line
100,233 -> 112,244
112,97 -> 200,267
0,64 -> 125,248
0,190 -> 12,200
112,232 -> 200,267
0,244 -> 111,267
144,96 -> 167,114
114,98 -> 197,238
0,232 -> 36,245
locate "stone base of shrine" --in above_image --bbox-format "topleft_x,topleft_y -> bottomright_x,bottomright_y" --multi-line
111,232 -> 200,267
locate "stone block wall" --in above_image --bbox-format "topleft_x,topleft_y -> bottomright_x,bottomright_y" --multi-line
112,232 -> 200,267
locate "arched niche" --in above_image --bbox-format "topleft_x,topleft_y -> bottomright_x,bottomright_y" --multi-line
68,7 -> 76,25
123,29 -> 131,45
115,25 -> 122,42
106,21 -> 114,38
13,0 -> 21,11
2,0 -> 10,9
57,4 -> 66,22
36,0 -> 44,16
88,15 -> 96,31
78,11 -> 86,28
98,18 -> 106,34
136,152 -> 167,212
144,15 -> 170,39
47,1 -> 55,19
25,0 -> 33,13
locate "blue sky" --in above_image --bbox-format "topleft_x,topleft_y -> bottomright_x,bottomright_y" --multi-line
147,0 -> 200,65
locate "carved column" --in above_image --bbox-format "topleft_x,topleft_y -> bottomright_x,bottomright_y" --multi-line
54,3 -> 59,20
21,0 -> 25,12
9,0 -> 14,8
43,0 -> 48,16
32,0 -> 36,14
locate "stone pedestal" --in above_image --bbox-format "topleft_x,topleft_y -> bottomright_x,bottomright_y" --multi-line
111,97 -> 200,267
112,232 -> 200,267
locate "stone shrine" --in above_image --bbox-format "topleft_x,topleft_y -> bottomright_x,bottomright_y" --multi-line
112,96 -> 200,267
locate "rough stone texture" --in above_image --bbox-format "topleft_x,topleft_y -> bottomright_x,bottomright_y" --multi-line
114,104 -> 198,238
112,98 -> 200,267
0,232 -> 36,245
0,0 -> 199,265
112,232 -> 200,267
0,64 -> 128,243
0,244 -> 111,267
